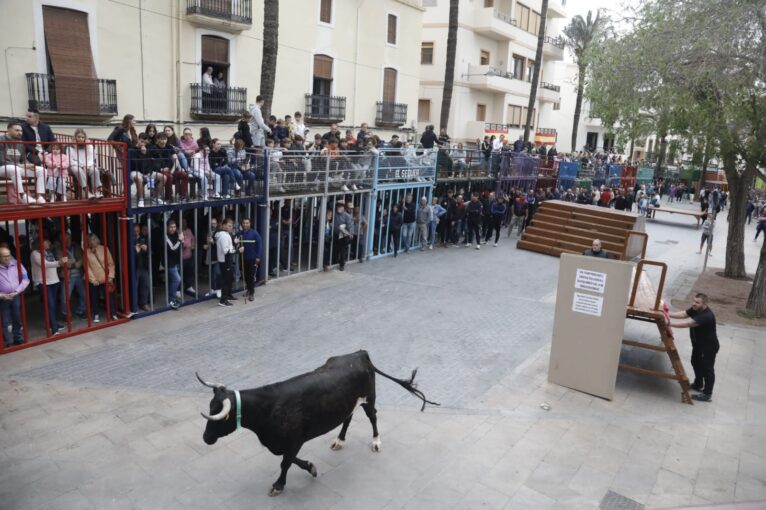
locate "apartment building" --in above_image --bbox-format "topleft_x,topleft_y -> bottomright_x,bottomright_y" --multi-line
417,0 -> 567,146
0,0 -> 424,140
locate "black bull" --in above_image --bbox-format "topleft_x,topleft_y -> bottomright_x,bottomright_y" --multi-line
197,350 -> 439,496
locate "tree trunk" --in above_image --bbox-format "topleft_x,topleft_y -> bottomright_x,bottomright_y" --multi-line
654,132 -> 667,176
524,0 -> 548,142
722,153 -> 750,279
698,137 -> 709,198
571,63 -> 585,152
439,0 -> 459,131
259,0 -> 279,119
746,237 -> 766,317
629,138 -> 634,161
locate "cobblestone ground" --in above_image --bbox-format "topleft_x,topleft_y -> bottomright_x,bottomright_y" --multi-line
1,202 -> 765,510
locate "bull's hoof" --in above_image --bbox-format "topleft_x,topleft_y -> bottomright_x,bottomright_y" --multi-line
309,462 -> 317,478
269,486 -> 283,497
330,438 -> 345,451
371,438 -> 382,452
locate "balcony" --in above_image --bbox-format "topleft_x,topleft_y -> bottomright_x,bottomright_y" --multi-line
547,0 -> 568,18
26,73 -> 117,121
543,35 -> 566,60
465,65 -> 530,96
304,94 -> 346,124
538,82 -> 561,103
474,8 -> 518,41
190,83 -> 247,119
375,102 -> 408,128
186,0 -> 252,33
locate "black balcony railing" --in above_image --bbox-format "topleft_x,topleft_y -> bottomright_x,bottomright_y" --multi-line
26,73 -> 117,116
304,94 -> 346,123
540,82 -> 561,92
544,36 -> 565,49
186,0 -> 252,24
537,128 -> 557,135
190,83 -> 247,117
492,9 -> 517,27
375,101 -> 408,127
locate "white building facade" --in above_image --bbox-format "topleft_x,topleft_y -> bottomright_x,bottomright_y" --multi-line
417,0 -> 567,146
0,0 -> 425,140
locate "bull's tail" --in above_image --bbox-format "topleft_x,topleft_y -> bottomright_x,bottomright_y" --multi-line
373,366 -> 440,412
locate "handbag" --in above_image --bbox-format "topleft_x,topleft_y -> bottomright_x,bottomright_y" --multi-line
92,249 -> 114,292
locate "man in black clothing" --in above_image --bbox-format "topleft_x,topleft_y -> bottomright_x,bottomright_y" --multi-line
613,190 -> 630,211
669,293 -> 720,402
21,108 -> 55,165
582,239 -> 609,258
420,125 -> 438,149
465,192 -> 483,249
439,190 -> 456,247
133,223 -> 151,311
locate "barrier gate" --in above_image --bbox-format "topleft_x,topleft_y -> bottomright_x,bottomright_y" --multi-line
434,149 -> 496,199
495,153 -> 541,198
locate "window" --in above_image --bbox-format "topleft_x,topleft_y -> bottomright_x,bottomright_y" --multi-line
421,42 -> 434,65
201,35 -> 230,83
476,104 -> 487,122
480,50 -> 490,66
515,2 -> 541,34
418,99 -> 431,122
42,6 -> 98,113
383,68 -> 397,103
526,60 -> 535,82
522,107 -> 536,128
553,102 -> 561,111
507,105 -> 522,127
512,54 -> 525,80
313,54 -> 333,95
319,0 -> 332,24
484,0 -> 494,7
387,14 -> 398,45
530,10 -> 541,35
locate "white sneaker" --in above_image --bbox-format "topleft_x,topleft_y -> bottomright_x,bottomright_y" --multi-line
341,185 -> 350,192
351,184 -> 358,191
94,191 -> 103,198
36,196 -> 46,204
176,291 -> 181,298
215,289 -> 221,298
234,183 -> 241,191
19,194 -> 34,204
428,245 -> 433,250
465,243 -> 471,247
476,244 -> 481,250
87,192 -> 97,199
493,242 -> 498,247
137,199 -> 145,208
93,314 -> 100,323
152,197 -> 165,205
186,286 -> 196,294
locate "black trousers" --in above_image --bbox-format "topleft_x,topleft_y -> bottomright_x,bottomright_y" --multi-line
333,235 -> 350,267
690,342 -> 719,395
486,217 -> 502,243
465,221 -> 481,244
220,255 -> 234,302
243,258 -> 258,295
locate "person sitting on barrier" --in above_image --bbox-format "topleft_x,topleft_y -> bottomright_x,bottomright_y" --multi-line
227,138 -> 253,196
266,138 -> 286,193
145,124 -> 158,147
583,239 -> 610,258
67,129 -> 102,200
130,133 -> 164,207
209,138 -> 236,198
85,233 -> 116,323
451,143 -> 467,178
0,120 -> 47,204
164,126 -> 188,172
0,246 -> 29,347
189,147 -> 211,201
151,133 -> 188,203
42,144 -> 69,202
322,124 -> 342,145
21,108 -> 56,166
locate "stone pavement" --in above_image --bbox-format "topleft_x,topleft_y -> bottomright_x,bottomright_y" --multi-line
0,202 -> 764,510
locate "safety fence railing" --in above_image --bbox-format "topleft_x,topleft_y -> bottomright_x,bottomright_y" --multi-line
435,148 -> 496,182
496,152 -> 541,198
0,140 -> 127,209
267,150 -> 376,198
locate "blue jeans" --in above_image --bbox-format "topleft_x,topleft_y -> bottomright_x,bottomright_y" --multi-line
177,151 -> 188,171
401,222 -> 416,252
452,219 -> 465,243
40,283 -> 59,334
213,166 -> 234,196
60,273 -> 86,316
241,170 -> 256,194
0,296 -> 22,346
429,220 -> 438,246
167,264 -> 180,303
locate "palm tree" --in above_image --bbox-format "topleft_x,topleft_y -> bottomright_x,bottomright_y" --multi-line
563,10 -> 609,152
439,0 -> 459,132
260,0 -> 279,118
523,0 -> 548,142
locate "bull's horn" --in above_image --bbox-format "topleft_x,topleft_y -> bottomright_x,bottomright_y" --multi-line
196,372 -> 225,389
201,397 -> 231,421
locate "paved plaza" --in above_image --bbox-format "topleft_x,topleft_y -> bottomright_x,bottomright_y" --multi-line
1,204 -> 765,510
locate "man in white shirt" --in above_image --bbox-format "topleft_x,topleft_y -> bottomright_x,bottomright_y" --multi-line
249,95 -> 272,148
202,67 -> 214,111
215,218 -> 240,307
290,111 -> 307,142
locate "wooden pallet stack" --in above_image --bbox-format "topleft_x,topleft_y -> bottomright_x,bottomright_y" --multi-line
517,200 -> 646,260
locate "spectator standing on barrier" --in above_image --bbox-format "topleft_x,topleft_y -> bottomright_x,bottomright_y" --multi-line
401,194 -> 417,253
420,125 -> 438,149
465,192 -> 483,249
133,224 -> 151,311
487,195 -> 507,246
215,218 -> 237,307
698,214 -> 715,254
249,95 -> 271,148
480,136 -> 492,170
0,246 -> 29,347
513,136 -> 524,153
669,293 -> 720,402
68,128 -> 102,200
332,202 -> 353,271
238,218 -> 262,302
583,239 -> 609,258
164,220 -> 182,309
388,203 -> 403,257
415,196 -> 433,251
56,231 -> 86,320
86,233 -> 116,323
31,237 -> 67,335
0,120 -> 47,204
21,108 -> 55,166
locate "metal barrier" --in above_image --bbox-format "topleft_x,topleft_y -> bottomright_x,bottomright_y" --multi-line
434,148 -> 497,198
1,140 -> 127,209
557,161 -> 581,191
496,152 -> 540,198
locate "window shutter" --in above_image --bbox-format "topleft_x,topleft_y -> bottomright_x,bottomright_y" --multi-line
313,55 -> 333,80
43,6 -> 98,114
202,36 -> 229,65
418,100 -> 431,122
320,0 -> 332,23
421,42 -> 434,65
383,68 -> 397,103
476,104 -> 486,122
387,14 -> 397,44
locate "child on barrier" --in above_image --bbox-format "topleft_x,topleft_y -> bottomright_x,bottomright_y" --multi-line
42,144 -> 69,202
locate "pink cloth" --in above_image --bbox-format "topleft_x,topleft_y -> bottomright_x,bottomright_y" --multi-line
43,152 -> 69,177
662,301 -> 674,338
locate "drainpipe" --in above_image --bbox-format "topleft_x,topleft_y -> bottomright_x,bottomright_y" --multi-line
351,0 -> 366,127
175,0 -> 182,125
